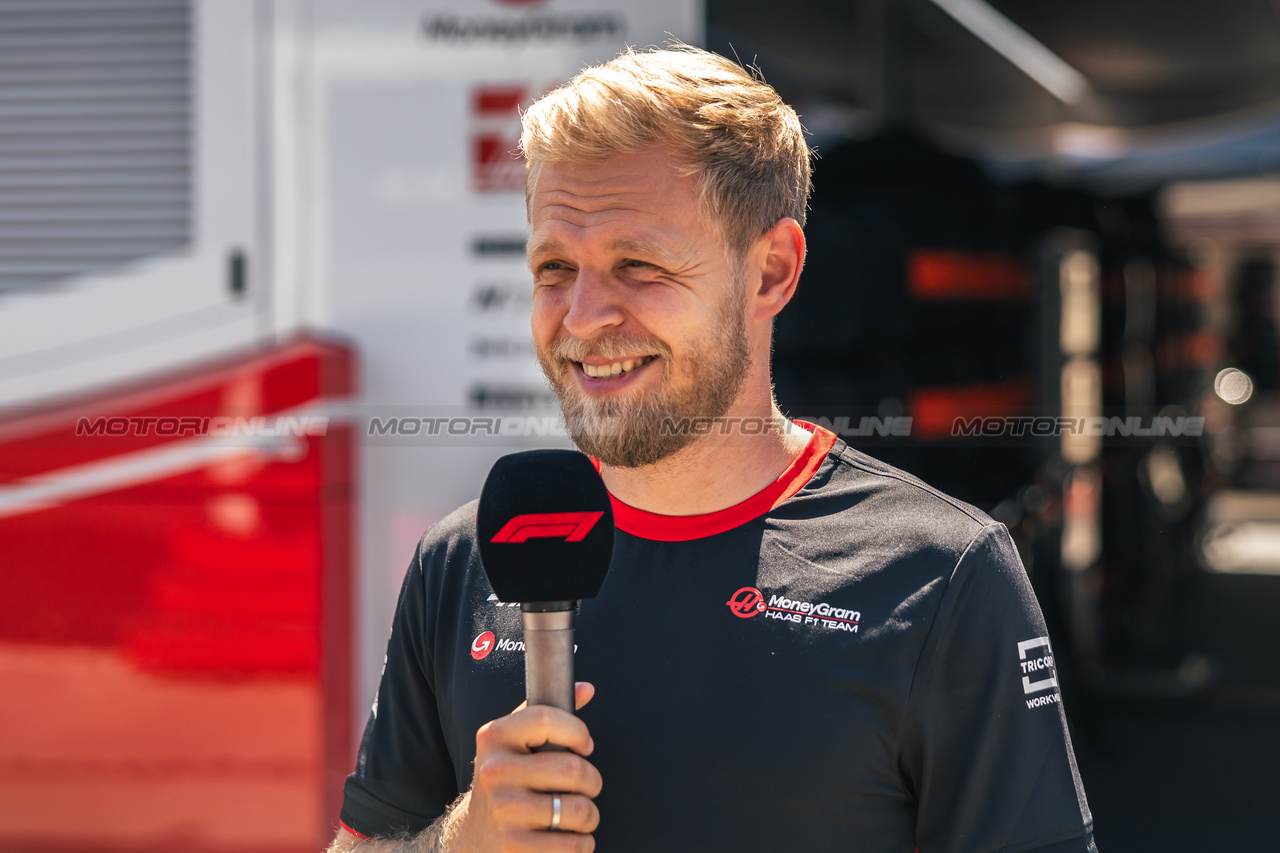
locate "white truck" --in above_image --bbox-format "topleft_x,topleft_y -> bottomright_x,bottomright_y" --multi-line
0,1 -> 699,849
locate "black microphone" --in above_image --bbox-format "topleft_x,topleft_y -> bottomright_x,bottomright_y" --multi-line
477,450 -> 613,739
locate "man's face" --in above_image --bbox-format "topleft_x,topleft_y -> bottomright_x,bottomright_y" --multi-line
528,148 -> 752,468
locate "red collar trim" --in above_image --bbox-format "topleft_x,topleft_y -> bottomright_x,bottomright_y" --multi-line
594,421 -> 836,542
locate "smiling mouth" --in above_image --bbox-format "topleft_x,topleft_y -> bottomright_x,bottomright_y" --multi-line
577,355 -> 658,379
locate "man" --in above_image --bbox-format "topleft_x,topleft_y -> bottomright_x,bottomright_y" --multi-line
331,46 -> 1096,852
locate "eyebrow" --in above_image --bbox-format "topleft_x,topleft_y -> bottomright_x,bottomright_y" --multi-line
526,238 -> 560,265
526,237 -> 685,268
610,239 -> 683,267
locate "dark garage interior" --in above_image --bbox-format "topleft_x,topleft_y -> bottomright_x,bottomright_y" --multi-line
708,1 -> 1280,848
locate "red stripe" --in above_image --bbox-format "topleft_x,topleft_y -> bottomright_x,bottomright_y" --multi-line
603,422 -> 836,542
0,337 -> 353,484
339,819 -> 370,840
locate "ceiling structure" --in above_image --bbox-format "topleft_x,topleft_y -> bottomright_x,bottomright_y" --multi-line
706,0 -> 1280,188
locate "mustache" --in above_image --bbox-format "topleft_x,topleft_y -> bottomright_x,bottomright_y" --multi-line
546,334 -> 672,363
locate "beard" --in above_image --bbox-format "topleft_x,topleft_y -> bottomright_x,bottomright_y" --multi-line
536,281 -> 752,468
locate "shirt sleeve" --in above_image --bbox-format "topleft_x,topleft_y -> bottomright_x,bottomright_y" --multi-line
900,523 -> 1096,853
339,540 -> 460,838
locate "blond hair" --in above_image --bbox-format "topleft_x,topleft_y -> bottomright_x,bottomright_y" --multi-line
519,45 -> 811,261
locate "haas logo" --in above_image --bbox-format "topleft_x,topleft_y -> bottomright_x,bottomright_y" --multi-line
471,631 -> 496,660
490,511 -> 603,543
726,587 -> 766,618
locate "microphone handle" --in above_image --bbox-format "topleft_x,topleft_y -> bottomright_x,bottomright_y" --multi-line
522,602 -> 575,753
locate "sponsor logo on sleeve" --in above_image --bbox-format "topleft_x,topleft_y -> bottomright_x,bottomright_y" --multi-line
469,628 -> 576,661
725,586 -> 860,633
1018,636 -> 1061,708
471,630 -> 526,658
471,630 -> 496,660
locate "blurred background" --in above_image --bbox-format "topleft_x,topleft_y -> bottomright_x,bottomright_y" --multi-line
0,0 -> 1277,849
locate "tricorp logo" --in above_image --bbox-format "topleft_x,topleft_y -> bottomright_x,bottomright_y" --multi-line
471,631 -> 496,660
1018,636 -> 1060,709
726,586 -> 767,618
490,511 -> 603,543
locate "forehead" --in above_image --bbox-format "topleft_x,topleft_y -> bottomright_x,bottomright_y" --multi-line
528,149 -> 711,251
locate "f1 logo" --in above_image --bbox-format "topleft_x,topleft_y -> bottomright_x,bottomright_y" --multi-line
490,511 -> 604,543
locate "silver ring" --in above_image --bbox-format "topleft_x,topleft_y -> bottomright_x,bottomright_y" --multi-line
550,793 -> 562,831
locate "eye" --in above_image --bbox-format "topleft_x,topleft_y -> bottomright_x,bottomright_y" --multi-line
533,261 -> 575,291
535,260 -> 574,277
621,259 -> 657,271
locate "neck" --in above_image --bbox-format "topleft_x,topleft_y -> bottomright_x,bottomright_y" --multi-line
597,400 -> 812,516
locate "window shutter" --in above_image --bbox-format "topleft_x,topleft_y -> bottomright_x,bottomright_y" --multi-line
0,0 -> 192,293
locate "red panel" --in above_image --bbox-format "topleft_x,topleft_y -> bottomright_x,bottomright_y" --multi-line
474,85 -> 525,115
909,379 -> 1036,440
471,83 -> 527,193
320,422 -> 357,836
1155,330 -> 1221,372
0,336 -> 356,852
907,249 -> 1032,301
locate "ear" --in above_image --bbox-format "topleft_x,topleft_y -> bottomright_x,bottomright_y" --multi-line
748,218 -> 806,325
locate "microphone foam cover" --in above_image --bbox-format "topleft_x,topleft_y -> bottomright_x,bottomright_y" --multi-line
477,449 -> 613,603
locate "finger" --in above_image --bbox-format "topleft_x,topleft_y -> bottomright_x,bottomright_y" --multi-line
511,681 -> 595,715
475,748 -> 603,799
492,790 -> 600,835
548,792 -> 600,835
480,704 -> 594,756
504,830 -> 596,853
528,750 -> 603,798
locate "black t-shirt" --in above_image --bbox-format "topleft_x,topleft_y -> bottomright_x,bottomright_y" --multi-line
341,426 -> 1096,852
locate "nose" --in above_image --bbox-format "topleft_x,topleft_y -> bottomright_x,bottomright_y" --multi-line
562,267 -> 626,340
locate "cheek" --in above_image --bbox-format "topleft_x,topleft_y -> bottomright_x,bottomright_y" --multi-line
623,286 -> 698,340
530,289 -> 566,343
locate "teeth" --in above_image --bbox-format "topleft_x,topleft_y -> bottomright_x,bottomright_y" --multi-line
582,356 -> 652,378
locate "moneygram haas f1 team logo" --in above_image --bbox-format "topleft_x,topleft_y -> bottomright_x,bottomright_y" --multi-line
489,511 -> 603,543
726,586 -> 861,633
726,586 -> 767,618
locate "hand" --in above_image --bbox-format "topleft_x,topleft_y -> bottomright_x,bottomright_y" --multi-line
447,682 -> 601,852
